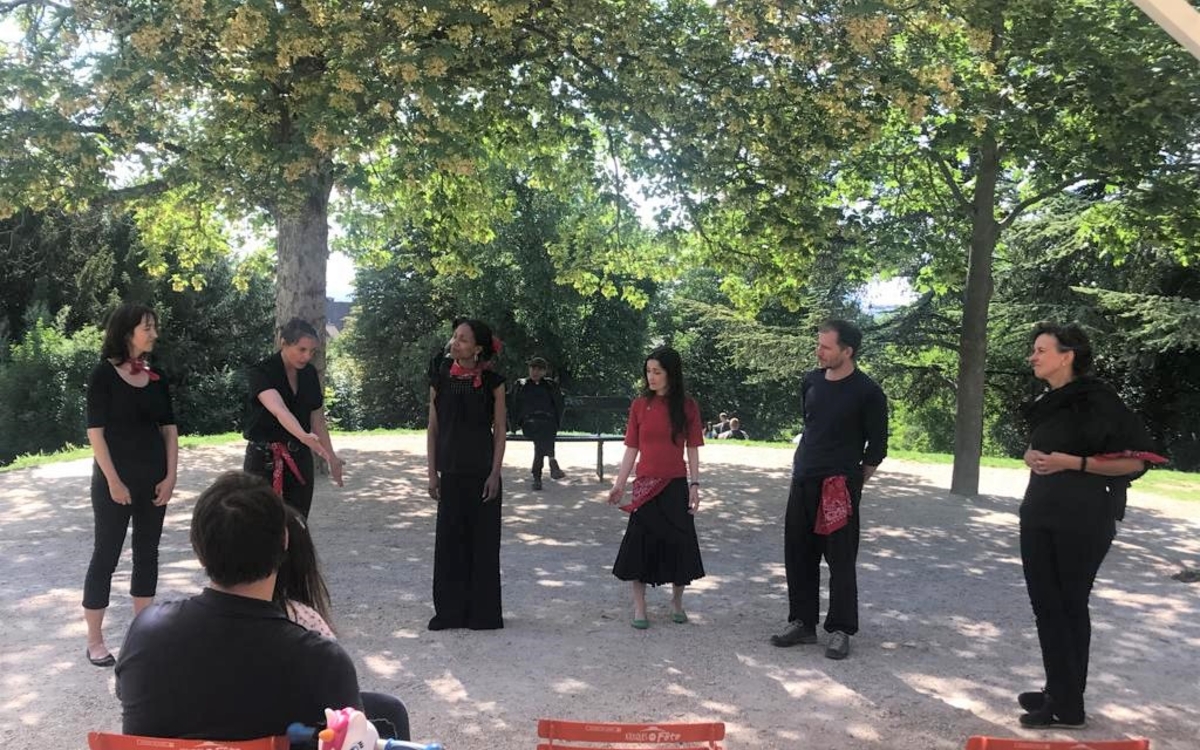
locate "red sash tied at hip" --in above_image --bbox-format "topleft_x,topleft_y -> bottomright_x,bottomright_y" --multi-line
269,442 -> 306,495
814,475 -> 853,535
619,476 -> 673,514
1093,450 -> 1168,465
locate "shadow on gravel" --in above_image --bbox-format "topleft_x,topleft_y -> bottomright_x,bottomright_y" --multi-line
1,440 -> 1196,750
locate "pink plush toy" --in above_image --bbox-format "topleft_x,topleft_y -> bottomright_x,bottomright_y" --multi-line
316,707 -> 443,750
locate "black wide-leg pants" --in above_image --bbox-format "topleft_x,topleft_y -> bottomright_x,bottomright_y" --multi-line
431,472 -> 503,630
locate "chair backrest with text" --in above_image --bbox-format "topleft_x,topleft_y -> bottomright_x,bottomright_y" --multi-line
88,732 -> 289,750
964,737 -> 1150,750
537,720 -> 725,750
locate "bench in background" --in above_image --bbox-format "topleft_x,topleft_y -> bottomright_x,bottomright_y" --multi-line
509,395 -> 630,481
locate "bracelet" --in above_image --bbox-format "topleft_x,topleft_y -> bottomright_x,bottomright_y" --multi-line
689,481 -> 700,486
1080,456 -> 1087,473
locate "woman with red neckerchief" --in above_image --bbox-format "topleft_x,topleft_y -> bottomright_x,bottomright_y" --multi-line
1018,321 -> 1164,729
608,346 -> 706,629
82,303 -> 178,667
426,317 -> 507,630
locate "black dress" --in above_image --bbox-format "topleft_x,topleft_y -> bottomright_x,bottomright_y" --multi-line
428,356 -> 506,630
1019,376 -> 1155,722
243,352 -> 323,518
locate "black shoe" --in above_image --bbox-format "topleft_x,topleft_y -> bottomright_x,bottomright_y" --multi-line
769,621 -> 817,647
427,616 -> 463,631
1019,706 -> 1085,730
549,460 -> 566,480
532,476 -> 543,491
1018,690 -> 1047,712
86,646 -> 115,668
825,630 -> 851,660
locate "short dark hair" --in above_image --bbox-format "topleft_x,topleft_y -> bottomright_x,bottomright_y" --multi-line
100,303 -> 157,363
1031,321 -> 1093,376
818,319 -> 863,358
452,317 -> 497,361
191,472 -> 287,587
280,318 -> 320,345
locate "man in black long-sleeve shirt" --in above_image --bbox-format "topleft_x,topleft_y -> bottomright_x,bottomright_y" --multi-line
771,319 -> 888,660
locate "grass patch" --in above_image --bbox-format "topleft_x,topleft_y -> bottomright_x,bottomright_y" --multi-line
4,432 -> 1199,502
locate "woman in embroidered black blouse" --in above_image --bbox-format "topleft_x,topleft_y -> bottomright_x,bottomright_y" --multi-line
83,303 -> 178,667
426,318 -> 507,630
1017,322 -> 1156,729
243,318 -> 341,519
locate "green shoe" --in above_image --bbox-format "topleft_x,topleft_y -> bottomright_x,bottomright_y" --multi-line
631,618 -> 650,630
672,611 -> 688,624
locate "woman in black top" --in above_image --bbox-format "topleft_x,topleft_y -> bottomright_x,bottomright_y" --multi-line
243,318 -> 342,519
426,318 -> 507,630
83,303 -> 178,667
1017,322 -> 1157,729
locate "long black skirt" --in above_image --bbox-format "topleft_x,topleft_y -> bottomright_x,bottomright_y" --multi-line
612,478 -> 705,586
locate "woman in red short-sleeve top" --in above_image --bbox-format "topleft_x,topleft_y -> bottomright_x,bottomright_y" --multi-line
607,346 -> 706,629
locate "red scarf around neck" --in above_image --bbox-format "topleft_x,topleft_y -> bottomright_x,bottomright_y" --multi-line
449,359 -> 488,388
128,357 -> 160,381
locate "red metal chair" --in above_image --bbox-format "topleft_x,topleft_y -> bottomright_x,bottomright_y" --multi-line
537,719 -> 725,750
87,732 -> 288,750
964,737 -> 1150,750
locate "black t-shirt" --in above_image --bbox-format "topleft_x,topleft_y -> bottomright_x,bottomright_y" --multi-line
792,368 -> 888,479
1020,377 -> 1155,533
243,352 -> 323,443
429,355 -> 505,475
116,588 -> 361,740
86,361 -> 175,486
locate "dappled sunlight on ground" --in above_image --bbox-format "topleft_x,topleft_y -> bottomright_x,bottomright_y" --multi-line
2,435 -> 1198,748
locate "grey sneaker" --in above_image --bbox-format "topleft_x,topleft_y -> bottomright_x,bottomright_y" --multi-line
825,630 -> 851,660
770,621 -> 817,647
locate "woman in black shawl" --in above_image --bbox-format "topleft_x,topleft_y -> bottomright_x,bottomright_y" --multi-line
1017,322 -> 1162,729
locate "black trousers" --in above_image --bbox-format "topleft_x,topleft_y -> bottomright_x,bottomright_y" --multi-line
1021,523 -> 1113,720
244,443 -> 315,518
83,466 -> 167,610
522,418 -> 557,476
431,473 -> 503,629
783,475 -> 863,635
362,691 -> 411,741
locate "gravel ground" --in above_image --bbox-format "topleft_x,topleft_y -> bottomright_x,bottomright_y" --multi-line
2,435 -> 1198,749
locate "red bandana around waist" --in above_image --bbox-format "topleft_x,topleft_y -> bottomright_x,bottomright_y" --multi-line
619,476 -> 673,514
1093,450 -> 1168,465
814,474 -> 853,535
269,442 -> 306,495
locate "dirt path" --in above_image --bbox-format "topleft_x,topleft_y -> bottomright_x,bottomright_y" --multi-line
2,436 -> 1198,749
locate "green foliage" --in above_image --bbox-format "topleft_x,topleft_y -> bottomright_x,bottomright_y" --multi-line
335,176 -> 654,430
0,311 -> 101,464
0,204 -> 275,459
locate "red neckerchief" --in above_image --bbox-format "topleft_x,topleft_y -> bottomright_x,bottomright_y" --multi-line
269,442 -> 306,494
449,360 -> 486,388
128,358 -> 160,381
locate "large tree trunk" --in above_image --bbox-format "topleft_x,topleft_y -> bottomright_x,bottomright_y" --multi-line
950,136 -> 1001,497
274,181 -> 334,371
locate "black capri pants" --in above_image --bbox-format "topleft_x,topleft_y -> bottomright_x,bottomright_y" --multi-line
82,466 -> 167,610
